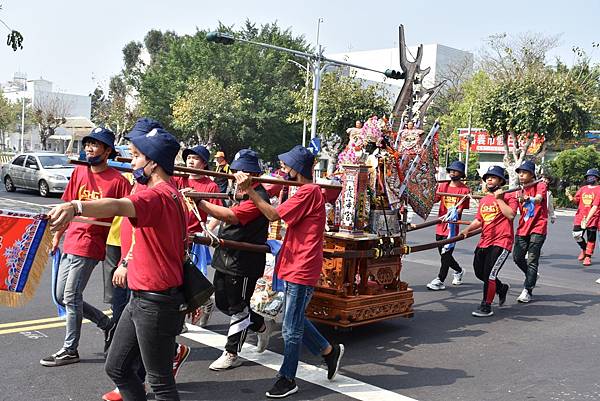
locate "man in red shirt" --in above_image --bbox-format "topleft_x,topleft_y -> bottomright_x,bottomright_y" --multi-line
512,161 -> 547,303
566,169 -> 600,266
235,145 -> 344,399
41,127 -> 131,367
48,123 -> 187,401
197,149 -> 273,371
427,161 -> 470,290
174,145 -> 221,328
460,165 -> 519,317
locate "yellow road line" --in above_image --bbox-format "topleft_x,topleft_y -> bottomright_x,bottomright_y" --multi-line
0,310 -> 112,332
0,321 -> 68,335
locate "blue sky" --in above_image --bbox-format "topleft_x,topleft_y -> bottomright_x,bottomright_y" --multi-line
1,0 -> 598,95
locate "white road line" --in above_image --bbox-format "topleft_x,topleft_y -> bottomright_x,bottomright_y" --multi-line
181,325 -> 419,401
0,196 -> 60,209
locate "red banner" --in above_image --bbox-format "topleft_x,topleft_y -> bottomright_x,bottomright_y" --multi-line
458,129 -> 544,154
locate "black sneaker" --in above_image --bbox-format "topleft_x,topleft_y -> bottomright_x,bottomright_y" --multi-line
104,320 -> 116,357
40,349 -> 80,367
472,303 -> 494,317
498,283 -> 510,307
324,343 -> 345,380
266,377 -> 298,398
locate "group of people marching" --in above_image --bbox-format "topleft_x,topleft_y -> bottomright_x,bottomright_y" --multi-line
429,160 -> 600,317
43,118 -> 344,401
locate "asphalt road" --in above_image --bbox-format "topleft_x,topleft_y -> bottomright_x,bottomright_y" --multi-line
1,187 -> 599,401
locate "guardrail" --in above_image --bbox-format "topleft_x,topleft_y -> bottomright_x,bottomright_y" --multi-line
0,154 -> 15,164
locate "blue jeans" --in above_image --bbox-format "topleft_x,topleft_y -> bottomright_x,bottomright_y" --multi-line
55,253 -> 111,351
279,281 -> 330,380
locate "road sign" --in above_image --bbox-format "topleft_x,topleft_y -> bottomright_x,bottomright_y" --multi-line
308,137 -> 321,155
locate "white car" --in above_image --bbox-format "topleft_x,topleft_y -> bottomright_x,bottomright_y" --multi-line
2,152 -> 74,197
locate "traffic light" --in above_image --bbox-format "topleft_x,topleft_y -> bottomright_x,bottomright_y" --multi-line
384,69 -> 405,79
206,31 -> 235,45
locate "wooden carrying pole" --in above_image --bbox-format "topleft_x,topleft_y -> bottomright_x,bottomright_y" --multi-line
114,157 -> 343,190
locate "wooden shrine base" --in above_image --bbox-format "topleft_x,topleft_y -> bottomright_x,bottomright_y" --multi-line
306,288 -> 414,328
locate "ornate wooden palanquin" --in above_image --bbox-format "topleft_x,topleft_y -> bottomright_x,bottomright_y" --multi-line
306,232 -> 414,328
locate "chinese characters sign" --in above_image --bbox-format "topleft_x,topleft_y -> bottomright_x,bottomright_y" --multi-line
458,129 -> 544,154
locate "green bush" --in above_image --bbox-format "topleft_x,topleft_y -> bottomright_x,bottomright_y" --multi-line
547,146 -> 600,207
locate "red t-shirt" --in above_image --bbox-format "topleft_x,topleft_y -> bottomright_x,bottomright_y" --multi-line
475,194 -> 519,251
435,182 -> 470,236
173,176 -> 221,233
61,165 -> 132,260
515,182 -> 548,236
275,184 -> 325,286
231,183 -> 264,226
573,185 -> 600,226
124,181 -> 188,291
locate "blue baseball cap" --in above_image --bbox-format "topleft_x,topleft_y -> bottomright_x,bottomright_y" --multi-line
278,145 -> 314,180
516,160 -> 536,177
82,127 -> 116,150
130,128 -> 180,175
125,118 -> 164,140
482,165 -> 507,183
182,145 -> 210,164
230,149 -> 262,174
585,168 -> 600,179
446,160 -> 466,177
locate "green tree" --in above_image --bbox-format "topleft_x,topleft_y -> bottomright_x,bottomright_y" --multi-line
288,70 -> 391,146
126,20 -> 310,161
32,94 -> 70,150
0,91 -> 16,151
0,4 -> 23,51
171,76 -> 249,151
547,146 -> 600,206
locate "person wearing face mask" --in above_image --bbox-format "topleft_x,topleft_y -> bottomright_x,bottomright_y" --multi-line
47,123 -> 188,401
196,149 -> 274,371
41,127 -> 132,368
234,145 -> 344,399
460,166 -> 519,317
427,161 -> 471,291
566,169 -> 600,266
512,161 -> 548,303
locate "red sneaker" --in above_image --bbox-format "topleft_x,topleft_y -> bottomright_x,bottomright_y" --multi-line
583,256 -> 592,266
172,343 -> 190,378
102,388 -> 122,401
578,250 -> 586,261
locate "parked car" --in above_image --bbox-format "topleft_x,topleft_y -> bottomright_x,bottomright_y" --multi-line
1,152 -> 74,197
107,145 -> 132,169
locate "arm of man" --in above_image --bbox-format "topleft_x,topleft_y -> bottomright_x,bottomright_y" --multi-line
494,190 -> 516,221
459,218 -> 482,238
48,198 -> 136,230
235,172 -> 281,222
198,200 -> 239,225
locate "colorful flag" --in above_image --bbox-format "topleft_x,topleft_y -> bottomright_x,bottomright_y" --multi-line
405,126 -> 440,219
0,210 -> 52,306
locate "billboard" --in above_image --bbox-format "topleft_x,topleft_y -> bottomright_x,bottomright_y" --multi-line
458,129 -> 544,154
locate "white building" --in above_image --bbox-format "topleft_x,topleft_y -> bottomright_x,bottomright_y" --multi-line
1,72 -> 92,152
329,44 -> 474,101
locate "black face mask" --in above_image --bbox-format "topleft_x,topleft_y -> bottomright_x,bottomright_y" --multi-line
450,175 -> 462,181
586,177 -> 597,185
487,184 -> 501,193
285,173 -> 297,182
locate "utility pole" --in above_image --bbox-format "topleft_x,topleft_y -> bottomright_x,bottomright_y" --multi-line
465,104 -> 473,179
20,96 -> 25,153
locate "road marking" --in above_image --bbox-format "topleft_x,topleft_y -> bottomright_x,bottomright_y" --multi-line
0,310 -> 112,335
181,324 -> 419,401
20,330 -> 48,339
0,196 -> 59,209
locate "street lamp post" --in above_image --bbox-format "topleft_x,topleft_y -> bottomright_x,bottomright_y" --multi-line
206,31 -> 403,144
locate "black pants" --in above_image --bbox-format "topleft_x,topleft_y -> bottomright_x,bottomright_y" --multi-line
513,234 -> 546,291
473,246 -> 510,305
213,270 -> 264,354
573,225 -> 597,256
105,293 -> 185,401
436,234 -> 463,281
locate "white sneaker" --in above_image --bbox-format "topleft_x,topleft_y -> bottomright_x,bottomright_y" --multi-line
209,351 -> 242,371
256,319 -> 275,353
197,297 -> 214,328
427,278 -> 445,291
452,270 -> 464,285
517,288 -> 531,303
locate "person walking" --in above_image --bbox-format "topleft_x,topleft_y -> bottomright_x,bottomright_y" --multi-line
512,161 -> 548,303
41,127 -> 131,367
460,165 -> 518,317
214,151 -> 232,193
197,149 -> 274,370
426,161 -> 470,290
48,123 -> 188,401
235,145 -> 344,399
566,169 -> 600,266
